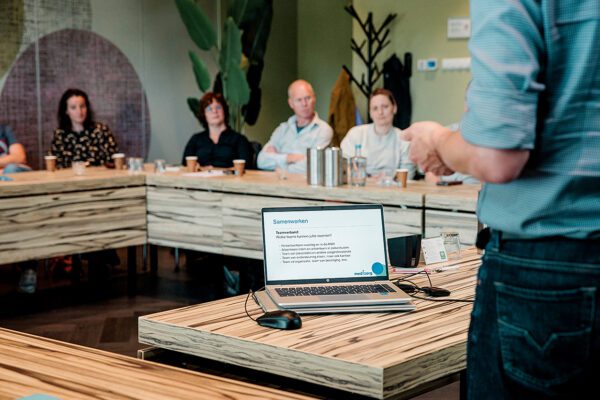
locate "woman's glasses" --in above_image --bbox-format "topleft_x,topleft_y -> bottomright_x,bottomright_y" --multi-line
205,104 -> 223,113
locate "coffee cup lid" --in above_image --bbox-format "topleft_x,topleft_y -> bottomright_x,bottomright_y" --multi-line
112,153 -> 125,158
45,155 -> 57,159
185,156 -> 198,160
233,159 -> 246,163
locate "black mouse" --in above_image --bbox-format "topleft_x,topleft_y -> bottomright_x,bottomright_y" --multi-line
421,286 -> 451,297
256,310 -> 302,330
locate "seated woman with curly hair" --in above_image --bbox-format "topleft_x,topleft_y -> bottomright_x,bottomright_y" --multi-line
182,92 -> 254,169
51,88 -> 119,168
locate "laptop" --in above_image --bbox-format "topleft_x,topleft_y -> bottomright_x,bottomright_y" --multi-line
262,204 -> 412,310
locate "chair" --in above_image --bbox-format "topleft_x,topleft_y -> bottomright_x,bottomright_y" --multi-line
250,141 -> 262,169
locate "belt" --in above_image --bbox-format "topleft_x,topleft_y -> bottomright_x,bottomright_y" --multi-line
476,227 -> 594,249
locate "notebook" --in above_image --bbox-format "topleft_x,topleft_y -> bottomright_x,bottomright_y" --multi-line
262,204 -> 412,311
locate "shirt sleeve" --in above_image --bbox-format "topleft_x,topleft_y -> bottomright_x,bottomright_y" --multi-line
3,126 -> 18,146
398,139 -> 416,179
99,125 -> 119,164
51,130 -> 68,169
235,133 -> 255,169
257,125 -> 287,170
461,0 -> 544,150
182,134 -> 197,166
340,127 -> 358,158
314,124 -> 333,148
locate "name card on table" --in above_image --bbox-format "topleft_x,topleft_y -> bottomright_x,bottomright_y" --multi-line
421,237 -> 448,264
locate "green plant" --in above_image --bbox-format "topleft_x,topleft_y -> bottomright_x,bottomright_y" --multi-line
176,0 -> 272,130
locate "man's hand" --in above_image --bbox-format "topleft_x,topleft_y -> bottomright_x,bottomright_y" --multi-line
264,145 -> 278,153
402,122 -> 454,176
286,153 -> 305,164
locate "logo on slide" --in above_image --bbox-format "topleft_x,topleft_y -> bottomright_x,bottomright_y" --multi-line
371,262 -> 385,276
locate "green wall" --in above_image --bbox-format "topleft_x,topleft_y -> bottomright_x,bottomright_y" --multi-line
352,0 -> 471,126
297,0 -> 352,123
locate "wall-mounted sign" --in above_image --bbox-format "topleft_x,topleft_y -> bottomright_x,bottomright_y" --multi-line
447,17 -> 471,39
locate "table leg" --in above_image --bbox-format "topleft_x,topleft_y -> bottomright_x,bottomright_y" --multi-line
127,246 -> 137,296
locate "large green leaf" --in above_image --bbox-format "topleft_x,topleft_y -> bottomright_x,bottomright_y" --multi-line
220,17 -> 243,74
188,51 -> 211,92
175,0 -> 216,50
187,97 -> 202,122
226,65 -> 250,108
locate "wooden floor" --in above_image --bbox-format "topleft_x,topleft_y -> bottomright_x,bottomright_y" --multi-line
0,247 -> 460,399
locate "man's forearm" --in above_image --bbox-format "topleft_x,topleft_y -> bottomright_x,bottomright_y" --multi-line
436,130 -> 530,184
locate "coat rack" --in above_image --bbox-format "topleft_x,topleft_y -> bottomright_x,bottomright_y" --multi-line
342,5 -> 397,120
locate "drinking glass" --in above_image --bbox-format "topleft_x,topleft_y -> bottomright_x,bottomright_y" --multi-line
442,231 -> 461,260
127,157 -> 144,174
72,161 -> 86,176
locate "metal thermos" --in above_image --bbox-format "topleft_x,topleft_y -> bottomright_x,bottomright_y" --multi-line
324,147 -> 342,187
307,147 -> 324,186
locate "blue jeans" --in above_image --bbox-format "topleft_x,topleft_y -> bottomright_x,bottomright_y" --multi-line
467,233 -> 600,399
3,163 -> 32,174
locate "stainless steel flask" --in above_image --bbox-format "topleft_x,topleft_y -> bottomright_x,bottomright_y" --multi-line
324,147 -> 342,187
307,147 -> 325,186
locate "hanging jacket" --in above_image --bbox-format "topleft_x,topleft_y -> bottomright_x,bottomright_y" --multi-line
328,69 -> 356,146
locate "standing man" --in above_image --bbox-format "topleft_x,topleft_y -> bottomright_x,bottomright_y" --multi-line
0,124 -> 30,174
257,79 -> 332,173
403,1 -> 599,398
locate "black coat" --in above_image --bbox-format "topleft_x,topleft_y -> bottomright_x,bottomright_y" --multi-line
383,53 -> 412,130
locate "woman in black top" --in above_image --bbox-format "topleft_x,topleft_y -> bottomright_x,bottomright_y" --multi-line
51,88 -> 119,169
182,92 -> 254,169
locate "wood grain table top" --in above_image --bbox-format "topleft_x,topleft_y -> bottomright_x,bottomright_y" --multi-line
0,167 -> 145,198
0,327 -> 313,400
139,249 -> 481,399
1,167 -> 479,210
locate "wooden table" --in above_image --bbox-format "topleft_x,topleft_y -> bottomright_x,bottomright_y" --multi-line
0,168 -> 146,264
1,167 -> 479,265
146,170 -> 480,259
138,249 -> 481,399
0,327 -> 313,400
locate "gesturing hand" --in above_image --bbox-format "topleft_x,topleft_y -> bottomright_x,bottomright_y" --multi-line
401,121 -> 454,176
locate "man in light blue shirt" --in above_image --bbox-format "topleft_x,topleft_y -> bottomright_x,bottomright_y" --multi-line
257,80 -> 332,174
402,0 -> 599,398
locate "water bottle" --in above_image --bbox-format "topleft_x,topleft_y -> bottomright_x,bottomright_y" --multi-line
350,144 -> 367,186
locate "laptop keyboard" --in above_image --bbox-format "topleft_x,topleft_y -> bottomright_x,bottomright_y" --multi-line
275,284 -> 396,297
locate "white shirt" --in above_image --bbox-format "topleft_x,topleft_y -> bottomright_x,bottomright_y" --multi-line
257,113 -> 333,174
340,123 -> 415,178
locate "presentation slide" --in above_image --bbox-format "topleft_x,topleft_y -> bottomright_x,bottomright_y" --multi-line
263,208 -> 387,281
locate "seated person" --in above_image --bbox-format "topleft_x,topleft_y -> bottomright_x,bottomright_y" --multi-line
50,88 -> 120,283
0,124 -> 31,174
182,92 -> 254,169
51,88 -> 119,168
424,122 -> 480,185
341,88 -> 415,178
257,79 -> 333,173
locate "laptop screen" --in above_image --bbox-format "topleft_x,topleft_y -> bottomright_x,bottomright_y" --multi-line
262,204 -> 389,285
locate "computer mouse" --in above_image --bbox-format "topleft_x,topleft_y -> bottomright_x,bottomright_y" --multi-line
421,286 -> 451,297
256,310 -> 302,330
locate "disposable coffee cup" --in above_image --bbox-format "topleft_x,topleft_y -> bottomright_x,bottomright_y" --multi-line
44,155 -> 57,172
112,153 -> 125,170
395,168 -> 408,188
233,159 -> 246,176
185,156 -> 198,172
